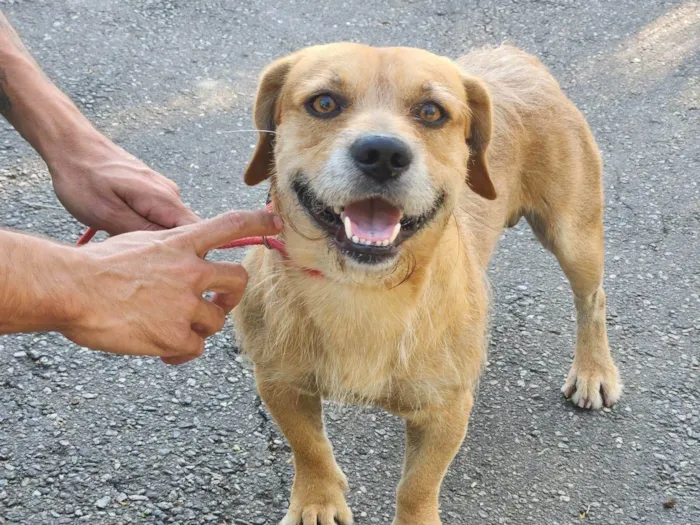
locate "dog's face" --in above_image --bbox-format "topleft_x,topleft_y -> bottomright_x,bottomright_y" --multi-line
244,43 -> 496,281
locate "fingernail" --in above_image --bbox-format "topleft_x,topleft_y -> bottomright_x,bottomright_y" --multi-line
273,214 -> 284,230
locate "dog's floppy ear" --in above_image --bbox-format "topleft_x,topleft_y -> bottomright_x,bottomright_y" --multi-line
462,75 -> 497,200
243,55 -> 297,186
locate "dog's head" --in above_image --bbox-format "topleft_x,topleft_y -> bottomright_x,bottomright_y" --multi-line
244,43 -> 496,282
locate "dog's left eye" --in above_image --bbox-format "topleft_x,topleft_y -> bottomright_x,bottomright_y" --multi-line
416,102 -> 447,126
307,94 -> 341,118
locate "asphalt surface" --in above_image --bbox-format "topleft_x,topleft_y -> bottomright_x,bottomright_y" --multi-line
1,1 -> 698,524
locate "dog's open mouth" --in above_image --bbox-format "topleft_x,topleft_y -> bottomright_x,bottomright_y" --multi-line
292,178 -> 443,265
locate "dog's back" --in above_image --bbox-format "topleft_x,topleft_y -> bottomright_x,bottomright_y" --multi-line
456,45 -> 604,270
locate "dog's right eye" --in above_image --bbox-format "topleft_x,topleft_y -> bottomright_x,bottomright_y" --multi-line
306,94 -> 342,118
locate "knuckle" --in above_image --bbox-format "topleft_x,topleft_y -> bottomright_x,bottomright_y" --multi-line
175,325 -> 193,343
230,264 -> 249,285
191,340 -> 205,357
186,296 -> 202,316
225,211 -> 247,232
215,263 -> 248,292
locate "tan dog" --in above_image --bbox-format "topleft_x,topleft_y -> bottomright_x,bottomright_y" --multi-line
232,42 -> 621,525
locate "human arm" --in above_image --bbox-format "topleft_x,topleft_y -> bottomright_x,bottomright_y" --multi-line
0,9 -> 199,234
0,210 -> 282,365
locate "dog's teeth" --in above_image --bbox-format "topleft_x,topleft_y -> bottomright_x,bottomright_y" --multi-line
389,223 -> 401,243
343,216 -> 353,239
382,240 -> 390,246
351,235 -> 360,244
333,206 -> 342,215
360,238 -> 370,245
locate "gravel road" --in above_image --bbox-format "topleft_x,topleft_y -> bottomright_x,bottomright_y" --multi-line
1,1 -> 698,524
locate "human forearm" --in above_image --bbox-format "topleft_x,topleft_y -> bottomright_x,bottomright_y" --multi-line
0,10 -> 99,166
0,229 -> 82,334
1,10 -> 200,235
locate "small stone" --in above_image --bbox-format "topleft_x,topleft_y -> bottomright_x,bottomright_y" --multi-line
116,493 -> 128,503
28,349 -> 43,360
13,351 -> 27,358
128,494 -> 148,501
157,501 -> 174,510
95,496 -> 111,509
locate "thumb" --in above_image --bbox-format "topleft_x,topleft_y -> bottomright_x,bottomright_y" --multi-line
186,210 -> 283,255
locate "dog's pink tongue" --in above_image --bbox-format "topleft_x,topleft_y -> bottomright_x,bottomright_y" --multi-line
344,198 -> 401,241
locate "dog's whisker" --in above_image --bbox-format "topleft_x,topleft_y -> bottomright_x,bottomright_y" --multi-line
217,129 -> 277,134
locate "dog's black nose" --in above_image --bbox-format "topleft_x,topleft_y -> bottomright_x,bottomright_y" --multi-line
350,135 -> 413,182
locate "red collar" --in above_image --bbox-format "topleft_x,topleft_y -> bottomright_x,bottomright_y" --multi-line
76,203 -> 323,278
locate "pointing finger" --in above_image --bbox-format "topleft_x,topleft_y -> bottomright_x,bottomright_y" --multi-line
183,210 -> 282,256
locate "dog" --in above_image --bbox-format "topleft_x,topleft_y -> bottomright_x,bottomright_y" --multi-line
232,42 -> 621,525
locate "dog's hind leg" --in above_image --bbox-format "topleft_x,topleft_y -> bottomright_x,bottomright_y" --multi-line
257,380 -> 352,525
526,190 -> 621,410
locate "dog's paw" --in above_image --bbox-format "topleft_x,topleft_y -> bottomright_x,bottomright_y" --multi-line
280,481 -> 353,525
562,357 -> 621,410
280,501 -> 353,525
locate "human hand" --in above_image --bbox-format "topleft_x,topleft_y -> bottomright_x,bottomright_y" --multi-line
61,209 -> 282,365
48,130 -> 200,235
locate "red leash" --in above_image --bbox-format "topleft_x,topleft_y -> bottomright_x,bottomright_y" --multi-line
76,203 -> 323,278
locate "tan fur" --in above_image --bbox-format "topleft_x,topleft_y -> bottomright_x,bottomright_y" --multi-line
232,43 -> 621,525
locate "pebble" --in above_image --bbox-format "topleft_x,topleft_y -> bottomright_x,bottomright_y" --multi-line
95,496 -> 111,509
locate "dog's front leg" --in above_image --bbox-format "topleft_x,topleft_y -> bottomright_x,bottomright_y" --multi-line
257,379 -> 352,525
393,392 -> 473,525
